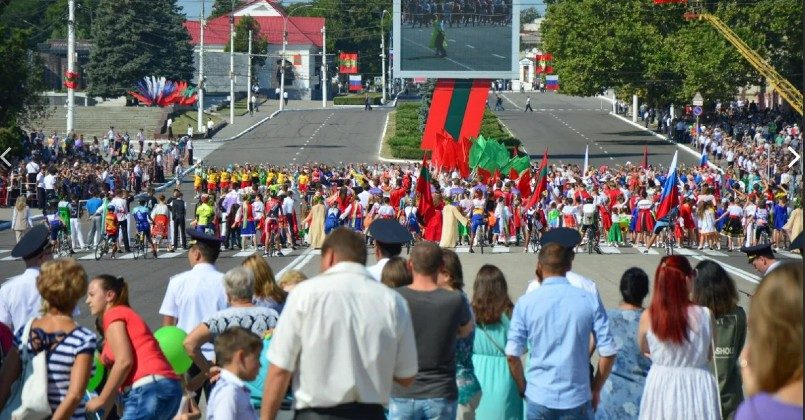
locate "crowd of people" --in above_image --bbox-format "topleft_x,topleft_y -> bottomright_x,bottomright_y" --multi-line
0,216 -> 801,420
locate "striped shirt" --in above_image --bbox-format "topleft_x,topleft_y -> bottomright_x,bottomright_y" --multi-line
14,325 -> 96,419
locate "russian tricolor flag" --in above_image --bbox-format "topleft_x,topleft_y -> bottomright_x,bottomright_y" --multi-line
699,147 -> 708,168
655,151 -> 679,220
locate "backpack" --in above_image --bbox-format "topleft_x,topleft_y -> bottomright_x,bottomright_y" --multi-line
171,198 -> 185,220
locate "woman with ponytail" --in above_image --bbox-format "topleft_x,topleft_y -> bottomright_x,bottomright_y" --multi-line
637,256 -> 720,419
85,275 -> 182,419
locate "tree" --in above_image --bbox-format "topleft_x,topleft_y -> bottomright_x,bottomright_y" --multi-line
210,0 -> 247,19
520,7 -> 541,25
541,0 -> 802,107
225,15 -> 269,68
0,24 -> 47,157
85,0 -> 194,99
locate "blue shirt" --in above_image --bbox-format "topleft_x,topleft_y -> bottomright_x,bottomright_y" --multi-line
505,276 -> 617,409
85,197 -> 103,216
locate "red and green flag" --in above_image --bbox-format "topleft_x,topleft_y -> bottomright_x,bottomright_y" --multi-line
422,79 -> 490,150
416,156 -> 434,219
525,148 -> 549,210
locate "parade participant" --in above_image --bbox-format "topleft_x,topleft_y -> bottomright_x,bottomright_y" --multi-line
423,192 -> 445,243
85,275 -> 182,419
110,189 -> 131,252
607,206 -> 624,246
634,191 -> 654,247
740,243 -> 782,275
771,197 -> 789,251
717,197 -> 744,251
643,204 -> 680,253
68,195 -> 86,250
440,198 -> 469,248
580,196 -> 602,254
367,219 -> 413,282
341,195 -> 365,232
193,194 -> 214,234
468,189 -> 487,253
0,225 -> 53,331
302,195 -> 326,249
132,196 -> 159,258
159,229 -> 228,402
104,204 -> 121,258
150,194 -> 171,250
234,194 -> 257,251
263,191 -> 283,256
493,196 -> 511,246
506,242 -> 617,417
262,228 -> 418,420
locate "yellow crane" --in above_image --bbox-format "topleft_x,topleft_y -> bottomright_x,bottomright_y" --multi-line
683,8 -> 803,115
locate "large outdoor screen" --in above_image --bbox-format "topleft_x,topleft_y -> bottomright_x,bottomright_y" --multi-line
393,0 -> 519,79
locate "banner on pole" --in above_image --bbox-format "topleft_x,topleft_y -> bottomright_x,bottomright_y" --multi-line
339,52 -> 359,74
348,75 -> 362,92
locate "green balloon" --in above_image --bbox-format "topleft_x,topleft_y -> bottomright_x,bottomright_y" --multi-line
153,326 -> 193,374
87,354 -> 105,392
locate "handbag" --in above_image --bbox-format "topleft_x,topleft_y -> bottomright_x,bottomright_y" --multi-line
0,319 -> 51,420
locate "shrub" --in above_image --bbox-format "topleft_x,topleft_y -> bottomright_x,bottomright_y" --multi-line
333,93 -> 382,105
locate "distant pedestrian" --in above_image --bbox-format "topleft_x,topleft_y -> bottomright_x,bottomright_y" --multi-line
524,97 -> 533,112
249,95 -> 255,116
206,118 -> 214,138
494,95 -> 504,111
283,91 -> 288,106
275,87 -> 280,100
364,94 -> 373,111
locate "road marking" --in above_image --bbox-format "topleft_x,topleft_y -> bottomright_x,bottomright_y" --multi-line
691,256 -> 760,285
637,247 -> 659,255
1,256 -> 20,261
599,246 -> 621,254
116,253 -> 137,260
276,248 -> 314,279
465,44 -> 475,49
673,248 -> 698,256
448,38 -> 456,42
701,249 -> 728,257
492,246 -> 510,253
78,254 -> 98,260
158,250 -> 187,259
492,54 -> 505,59
499,93 -> 521,110
778,250 -> 802,259
233,250 -> 255,257
0,249 -> 10,254
454,246 -> 470,253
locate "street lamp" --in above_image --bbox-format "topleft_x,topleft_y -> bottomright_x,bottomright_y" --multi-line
280,4 -> 313,111
381,9 -> 390,104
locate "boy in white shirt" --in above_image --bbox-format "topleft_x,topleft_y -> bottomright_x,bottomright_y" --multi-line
206,327 -> 262,420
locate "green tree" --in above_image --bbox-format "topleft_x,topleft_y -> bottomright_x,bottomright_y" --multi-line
85,0 -> 194,99
520,7 -> 541,25
210,0 -> 247,19
225,15 -> 269,68
0,24 -> 47,157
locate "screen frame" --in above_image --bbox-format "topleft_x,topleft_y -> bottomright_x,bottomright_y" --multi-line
392,0 -> 520,79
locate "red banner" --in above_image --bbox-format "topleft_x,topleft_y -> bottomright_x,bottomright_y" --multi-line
64,71 -> 79,89
339,52 -> 358,74
535,53 -> 553,74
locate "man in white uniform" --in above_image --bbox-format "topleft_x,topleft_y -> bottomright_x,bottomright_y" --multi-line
0,225 -> 53,331
159,228 -> 228,401
366,219 -> 413,282
741,243 -> 782,275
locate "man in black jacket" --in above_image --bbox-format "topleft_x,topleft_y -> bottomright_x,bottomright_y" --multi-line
168,188 -> 187,250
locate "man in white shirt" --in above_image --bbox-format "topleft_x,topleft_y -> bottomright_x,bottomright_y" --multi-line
357,187 -> 372,209
186,137 -> 194,165
262,228 -> 418,419
0,225 -> 53,331
160,229 -> 227,401
525,228 -> 600,297
110,190 -> 131,252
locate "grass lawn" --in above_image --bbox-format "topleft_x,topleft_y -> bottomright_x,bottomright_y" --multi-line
218,97 -> 251,117
170,110 -> 224,134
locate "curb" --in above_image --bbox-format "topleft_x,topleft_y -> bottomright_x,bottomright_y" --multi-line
596,96 -> 724,174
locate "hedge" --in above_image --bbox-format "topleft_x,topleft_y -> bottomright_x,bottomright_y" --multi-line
387,103 -> 523,159
333,93 -> 383,105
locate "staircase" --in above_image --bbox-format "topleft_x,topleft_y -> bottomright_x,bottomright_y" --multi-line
28,106 -> 170,140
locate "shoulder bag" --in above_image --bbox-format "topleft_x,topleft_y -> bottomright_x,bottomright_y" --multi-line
0,318 -> 51,420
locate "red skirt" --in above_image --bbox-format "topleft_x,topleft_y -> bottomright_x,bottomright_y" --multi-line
635,209 -> 655,233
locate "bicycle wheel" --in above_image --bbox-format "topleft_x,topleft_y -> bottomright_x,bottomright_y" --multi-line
94,241 -> 106,261
479,226 -> 485,254
132,237 -> 140,260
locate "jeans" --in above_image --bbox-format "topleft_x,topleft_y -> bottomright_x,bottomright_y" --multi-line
389,397 -> 457,420
121,378 -> 182,420
526,400 -> 593,420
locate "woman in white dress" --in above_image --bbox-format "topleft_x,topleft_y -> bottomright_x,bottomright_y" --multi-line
638,255 -> 721,420
697,201 -> 717,250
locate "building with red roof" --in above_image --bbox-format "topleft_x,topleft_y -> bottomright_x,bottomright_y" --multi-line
184,0 -> 326,100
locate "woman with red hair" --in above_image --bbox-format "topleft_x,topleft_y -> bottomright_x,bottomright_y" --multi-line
637,255 -> 720,419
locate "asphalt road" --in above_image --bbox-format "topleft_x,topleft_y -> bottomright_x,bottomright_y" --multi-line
0,99 -> 800,413
400,24 -> 513,72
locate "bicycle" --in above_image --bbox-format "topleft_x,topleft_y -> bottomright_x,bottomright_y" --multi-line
661,227 -> 675,256
132,232 -> 148,260
477,223 -> 488,254
54,230 -> 72,258
757,227 -> 771,246
94,236 -> 115,261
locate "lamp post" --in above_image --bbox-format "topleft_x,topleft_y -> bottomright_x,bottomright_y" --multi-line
229,0 -> 236,125
280,4 -> 313,111
381,9 -> 390,104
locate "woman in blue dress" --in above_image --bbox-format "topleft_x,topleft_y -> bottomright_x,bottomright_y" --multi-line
597,267 -> 652,419
772,197 -> 789,250
471,265 -> 523,420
